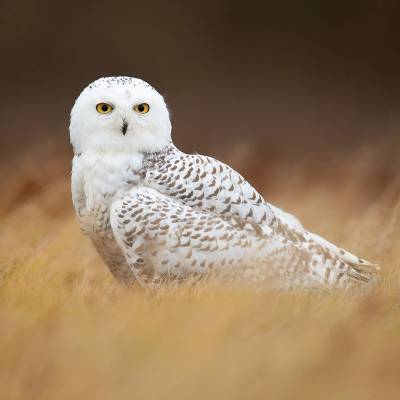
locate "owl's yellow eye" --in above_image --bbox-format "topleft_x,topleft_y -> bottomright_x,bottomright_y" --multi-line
133,103 -> 150,114
96,103 -> 113,114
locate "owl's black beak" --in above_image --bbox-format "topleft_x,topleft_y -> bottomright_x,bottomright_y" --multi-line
121,120 -> 128,135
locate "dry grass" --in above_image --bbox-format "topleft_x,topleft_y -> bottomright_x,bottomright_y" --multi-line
1,142 -> 400,400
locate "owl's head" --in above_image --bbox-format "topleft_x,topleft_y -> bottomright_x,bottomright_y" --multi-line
70,77 -> 172,155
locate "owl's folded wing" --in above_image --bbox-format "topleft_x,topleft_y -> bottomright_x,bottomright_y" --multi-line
110,186 -> 272,286
110,187 -> 376,289
144,151 -> 378,275
144,152 -> 277,233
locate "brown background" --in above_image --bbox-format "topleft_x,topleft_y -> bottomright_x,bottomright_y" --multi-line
1,4 -> 400,398
1,0 -> 400,162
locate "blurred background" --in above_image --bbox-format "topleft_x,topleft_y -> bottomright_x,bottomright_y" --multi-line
0,0 -> 399,211
2,3 -> 400,399
1,0 -> 400,216
2,0 -> 400,153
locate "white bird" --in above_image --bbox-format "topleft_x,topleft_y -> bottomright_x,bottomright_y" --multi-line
70,76 -> 378,289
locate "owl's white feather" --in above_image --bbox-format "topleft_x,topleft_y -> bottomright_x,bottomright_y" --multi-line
70,76 -> 378,289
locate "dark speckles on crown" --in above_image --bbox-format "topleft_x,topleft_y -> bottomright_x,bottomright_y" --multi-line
87,76 -> 156,91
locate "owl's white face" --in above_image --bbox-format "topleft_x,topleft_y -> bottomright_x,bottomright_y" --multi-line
70,77 -> 172,155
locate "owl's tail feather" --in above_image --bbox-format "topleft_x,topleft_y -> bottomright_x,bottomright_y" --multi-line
347,263 -> 378,284
308,231 -> 380,285
271,204 -> 379,274
309,231 -> 378,266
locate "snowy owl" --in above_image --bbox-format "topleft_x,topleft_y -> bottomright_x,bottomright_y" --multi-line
70,76 -> 378,289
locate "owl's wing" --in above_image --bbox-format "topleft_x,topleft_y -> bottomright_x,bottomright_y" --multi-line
110,186 -> 269,286
110,187 -> 376,288
143,150 -> 379,275
144,152 -> 276,233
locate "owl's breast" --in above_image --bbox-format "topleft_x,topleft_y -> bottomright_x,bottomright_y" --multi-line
71,152 -> 143,237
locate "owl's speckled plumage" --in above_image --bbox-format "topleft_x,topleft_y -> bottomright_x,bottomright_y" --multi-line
70,76 -> 378,289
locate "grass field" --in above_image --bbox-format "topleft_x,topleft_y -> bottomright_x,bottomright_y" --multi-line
1,141 -> 399,399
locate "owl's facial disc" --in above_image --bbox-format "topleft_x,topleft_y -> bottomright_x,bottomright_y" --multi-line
70,77 -> 172,154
